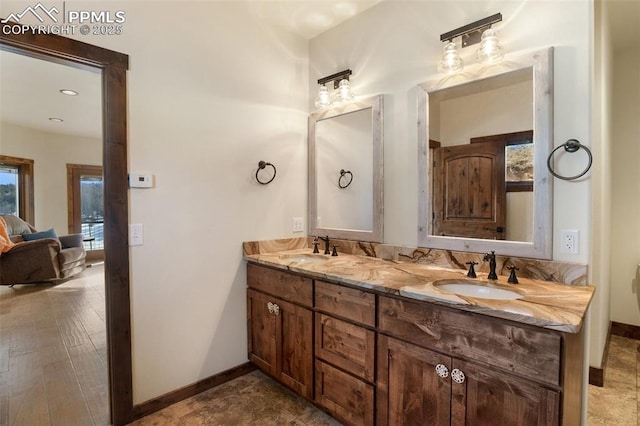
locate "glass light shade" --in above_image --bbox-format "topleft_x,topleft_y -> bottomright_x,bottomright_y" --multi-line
335,79 -> 355,103
314,85 -> 331,108
476,28 -> 504,64
438,41 -> 464,74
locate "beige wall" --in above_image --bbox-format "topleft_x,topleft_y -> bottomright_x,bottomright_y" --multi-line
590,0 -> 613,372
0,122 -> 101,234
0,1 -> 309,404
610,45 -> 640,326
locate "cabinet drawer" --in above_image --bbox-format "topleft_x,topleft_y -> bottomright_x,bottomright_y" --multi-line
315,313 -> 375,381
378,296 -> 562,386
315,280 -> 376,327
315,360 -> 374,426
247,263 -> 312,307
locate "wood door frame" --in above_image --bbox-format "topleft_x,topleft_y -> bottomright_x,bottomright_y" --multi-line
0,22 -> 133,425
67,164 -> 103,233
0,154 -> 35,224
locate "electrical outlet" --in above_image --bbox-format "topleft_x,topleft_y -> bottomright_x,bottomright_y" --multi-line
129,224 -> 144,246
560,230 -> 579,254
292,217 -> 304,233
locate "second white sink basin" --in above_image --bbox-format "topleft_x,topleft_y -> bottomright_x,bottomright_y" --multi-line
435,280 -> 522,300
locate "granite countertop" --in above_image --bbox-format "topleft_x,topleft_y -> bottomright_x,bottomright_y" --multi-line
244,248 -> 595,333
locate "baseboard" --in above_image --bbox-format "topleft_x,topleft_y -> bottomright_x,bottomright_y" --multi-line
589,366 -> 604,387
131,362 -> 256,422
588,322 -> 612,387
611,321 -> 640,340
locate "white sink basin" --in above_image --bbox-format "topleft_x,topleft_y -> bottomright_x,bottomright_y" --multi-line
281,253 -> 329,264
435,280 -> 522,300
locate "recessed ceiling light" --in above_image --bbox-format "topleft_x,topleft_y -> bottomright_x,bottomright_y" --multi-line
49,117 -> 64,122
59,89 -> 78,96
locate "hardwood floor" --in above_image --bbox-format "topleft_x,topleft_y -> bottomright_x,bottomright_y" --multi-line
0,264 -> 108,426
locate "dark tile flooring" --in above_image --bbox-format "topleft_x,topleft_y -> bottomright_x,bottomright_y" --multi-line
129,371 -> 340,425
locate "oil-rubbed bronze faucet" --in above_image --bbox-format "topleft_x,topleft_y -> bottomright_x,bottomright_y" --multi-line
318,235 -> 331,255
483,251 -> 498,280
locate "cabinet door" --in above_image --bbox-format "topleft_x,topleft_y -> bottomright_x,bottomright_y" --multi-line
377,336 -> 451,426
451,359 -> 560,426
276,297 -> 313,399
315,360 -> 375,426
247,289 -> 277,376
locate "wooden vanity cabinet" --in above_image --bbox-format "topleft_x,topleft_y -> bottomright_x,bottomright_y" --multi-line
246,264 -> 313,399
377,295 -> 582,426
246,263 -> 584,425
377,336 -> 559,426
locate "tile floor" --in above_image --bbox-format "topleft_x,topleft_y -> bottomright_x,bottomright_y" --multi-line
129,371 -> 340,426
587,335 -> 639,425
132,335 -> 639,425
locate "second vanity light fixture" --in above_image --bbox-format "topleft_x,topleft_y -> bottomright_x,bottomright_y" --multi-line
438,12 -> 505,74
314,69 -> 355,109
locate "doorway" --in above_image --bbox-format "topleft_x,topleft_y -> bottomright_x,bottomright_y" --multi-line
0,22 -> 133,425
67,164 -> 105,262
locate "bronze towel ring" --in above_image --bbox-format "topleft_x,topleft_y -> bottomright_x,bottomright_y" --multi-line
546,139 -> 592,181
256,161 -> 276,185
338,169 -> 353,188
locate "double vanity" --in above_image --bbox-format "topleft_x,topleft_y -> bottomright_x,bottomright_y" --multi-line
244,238 -> 594,425
245,45 -> 592,425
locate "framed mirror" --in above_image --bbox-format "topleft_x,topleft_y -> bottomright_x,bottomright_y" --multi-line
418,47 -> 553,259
309,94 -> 383,242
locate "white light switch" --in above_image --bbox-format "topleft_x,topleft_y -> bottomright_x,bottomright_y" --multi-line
129,224 -> 144,246
292,217 -> 304,232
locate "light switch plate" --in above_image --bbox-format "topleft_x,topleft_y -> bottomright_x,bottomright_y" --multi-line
129,224 -> 144,246
292,217 -> 304,233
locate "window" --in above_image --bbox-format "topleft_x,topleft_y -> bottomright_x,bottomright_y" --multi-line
0,165 -> 19,215
0,155 -> 35,223
67,164 -> 104,251
470,130 -> 534,193
505,142 -> 534,192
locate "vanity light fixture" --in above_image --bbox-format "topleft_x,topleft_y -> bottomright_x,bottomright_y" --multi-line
437,41 -> 464,74
59,89 -> 78,96
314,69 -> 355,108
438,13 -> 504,73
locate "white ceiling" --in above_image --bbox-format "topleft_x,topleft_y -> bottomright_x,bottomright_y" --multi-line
0,50 -> 102,139
0,0 -> 637,140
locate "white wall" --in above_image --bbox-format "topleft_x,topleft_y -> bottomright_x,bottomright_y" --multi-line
0,1 -> 310,404
310,0 -> 592,259
309,0 -> 595,356
0,122 -> 101,233
102,3 -> 307,404
610,46 -> 640,326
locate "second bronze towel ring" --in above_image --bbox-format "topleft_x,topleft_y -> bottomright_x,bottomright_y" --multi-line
338,169 -> 353,188
256,161 -> 276,185
547,139 -> 592,181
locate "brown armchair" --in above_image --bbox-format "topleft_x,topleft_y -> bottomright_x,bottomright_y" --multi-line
0,215 -> 86,285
